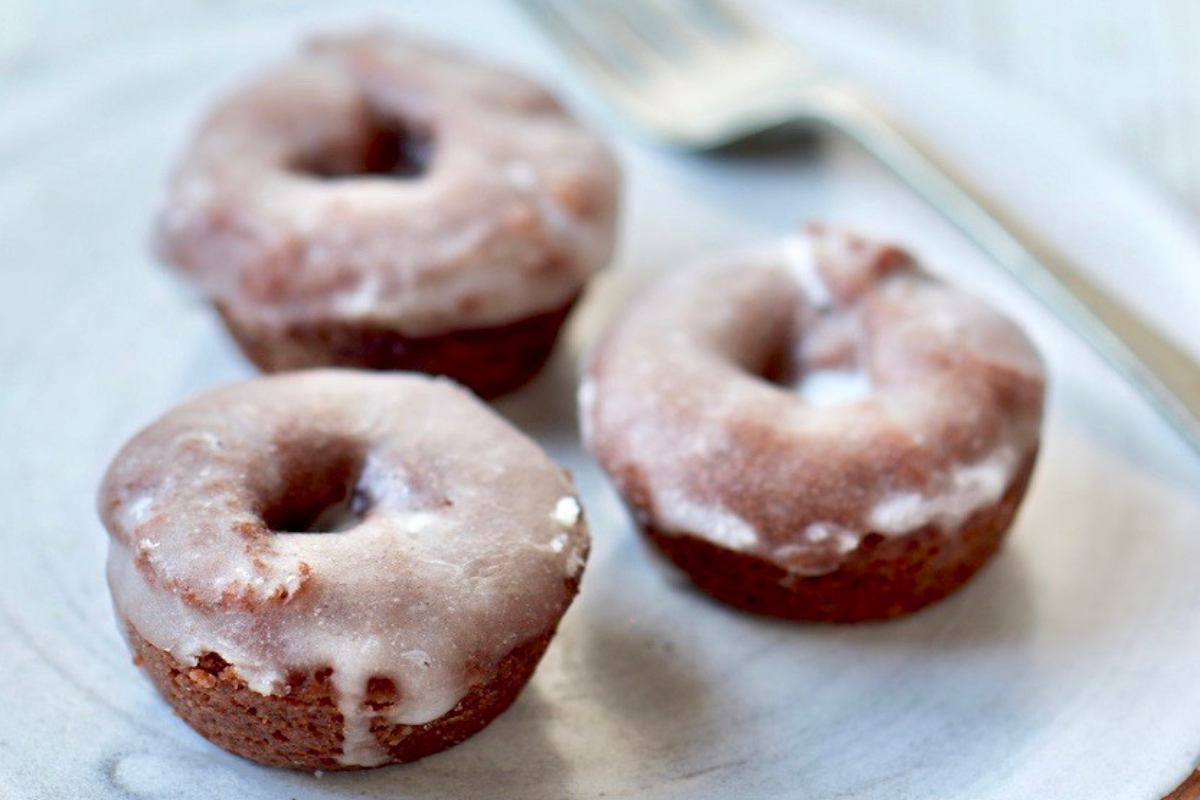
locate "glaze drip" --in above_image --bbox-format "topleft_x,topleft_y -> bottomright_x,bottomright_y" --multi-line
101,371 -> 589,766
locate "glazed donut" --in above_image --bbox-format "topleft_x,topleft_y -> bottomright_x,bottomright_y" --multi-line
581,226 -> 1045,621
99,370 -> 589,769
156,32 -> 619,398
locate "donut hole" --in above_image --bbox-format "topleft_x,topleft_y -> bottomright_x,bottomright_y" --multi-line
260,439 -> 371,534
775,309 -> 874,407
301,116 -> 434,180
751,329 -> 873,407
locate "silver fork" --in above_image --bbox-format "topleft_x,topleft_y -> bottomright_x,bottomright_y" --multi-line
518,0 -> 1200,458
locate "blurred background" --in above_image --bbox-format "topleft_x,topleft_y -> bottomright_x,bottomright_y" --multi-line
2,0 -> 1198,220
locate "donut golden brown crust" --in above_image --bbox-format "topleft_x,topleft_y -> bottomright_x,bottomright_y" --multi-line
100,371 -> 589,769
581,226 -> 1045,622
642,453 -> 1036,621
215,295 -> 577,400
126,623 -> 562,770
156,32 -> 619,398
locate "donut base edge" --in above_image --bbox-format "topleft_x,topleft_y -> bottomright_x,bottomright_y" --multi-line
638,452 -> 1038,623
126,620 -> 563,770
215,295 -> 579,400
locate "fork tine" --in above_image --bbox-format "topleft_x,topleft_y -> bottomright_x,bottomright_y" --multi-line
519,0 -> 821,148
683,0 -> 762,39
602,0 -> 703,59
610,0 -> 791,65
674,0 -> 802,56
587,1 -> 691,70
517,0 -> 656,84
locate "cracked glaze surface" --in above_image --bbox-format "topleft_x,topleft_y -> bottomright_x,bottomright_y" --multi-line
581,226 -> 1045,578
99,370 -> 588,767
156,31 -> 619,336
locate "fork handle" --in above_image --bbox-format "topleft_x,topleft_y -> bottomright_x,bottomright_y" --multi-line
815,87 -> 1200,458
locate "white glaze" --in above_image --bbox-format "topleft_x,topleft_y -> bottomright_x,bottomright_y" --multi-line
582,227 -> 1044,576
553,496 -> 582,527
868,446 -> 1018,535
577,376 -> 598,448
780,233 -> 832,308
651,488 -> 760,550
774,522 -> 863,579
101,371 -> 588,766
793,365 -> 873,407
156,32 -> 620,336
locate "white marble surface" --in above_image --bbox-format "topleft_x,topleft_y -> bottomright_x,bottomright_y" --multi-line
3,1 -> 1200,798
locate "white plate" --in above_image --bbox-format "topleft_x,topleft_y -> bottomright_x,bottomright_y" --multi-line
3,1 -> 1200,797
